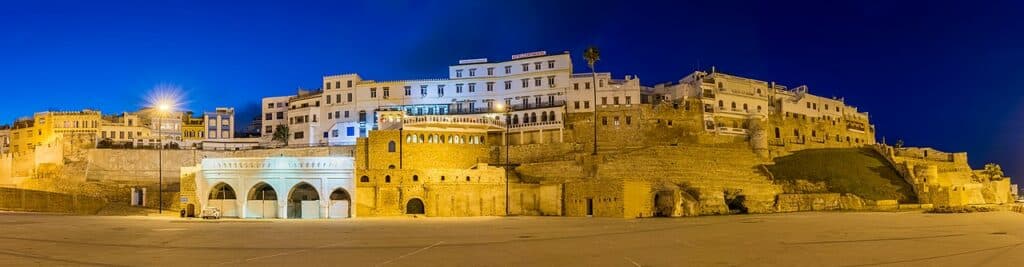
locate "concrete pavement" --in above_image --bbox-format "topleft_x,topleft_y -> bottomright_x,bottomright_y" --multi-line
1,211 -> 1024,266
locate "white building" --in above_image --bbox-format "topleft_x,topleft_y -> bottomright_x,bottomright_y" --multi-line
262,50 -> 641,147
191,157 -> 355,219
204,107 -> 235,140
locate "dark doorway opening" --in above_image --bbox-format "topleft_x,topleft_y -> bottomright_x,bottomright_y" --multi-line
586,198 -> 594,216
725,195 -> 748,214
186,204 -> 195,217
406,198 -> 425,214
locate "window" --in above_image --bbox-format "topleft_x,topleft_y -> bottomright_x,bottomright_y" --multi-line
534,77 -> 541,87
806,102 -> 811,108
413,175 -> 419,182
420,85 -> 428,95
267,103 -> 274,108
547,76 -> 555,87
625,96 -> 632,105
323,132 -> 328,138
574,101 -> 580,109
584,101 -> 590,109
521,79 -> 529,88
344,111 -> 350,118
265,113 -> 272,120
626,116 -> 632,125
574,83 -> 579,90
347,80 -> 353,87
613,96 -> 620,105
388,141 -> 396,152
504,66 -> 511,74
276,112 -> 284,119
405,86 -> 412,96
455,69 -> 463,78
585,82 -> 591,89
601,97 -> 607,105
486,82 -> 494,91
332,129 -> 339,137
360,176 -> 369,183
370,88 -> 377,98
743,103 -> 748,111
346,127 -> 355,136
521,63 -> 529,71
602,116 -> 608,125
718,100 -> 724,108
456,84 -> 463,93
265,126 -> 273,133
294,132 -> 304,139
469,69 -> 476,76
534,62 -> 541,70
468,83 -> 476,92
504,81 -> 512,90
383,87 -> 390,99
325,82 -> 331,89
336,94 -> 341,103
328,112 -> 333,119
347,93 -> 353,102
599,79 -> 604,87
547,60 -> 555,68
487,67 -> 494,75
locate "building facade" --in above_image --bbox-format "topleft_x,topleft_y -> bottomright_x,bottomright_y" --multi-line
262,51 -> 641,148
204,107 -> 235,140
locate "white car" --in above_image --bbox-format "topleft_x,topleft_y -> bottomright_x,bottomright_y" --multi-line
200,207 -> 221,219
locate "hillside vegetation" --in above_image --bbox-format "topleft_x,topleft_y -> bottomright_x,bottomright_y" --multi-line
766,148 -> 917,203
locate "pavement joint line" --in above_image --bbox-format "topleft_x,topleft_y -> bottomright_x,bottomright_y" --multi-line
782,233 -> 967,245
840,241 -> 1024,267
624,257 -> 642,267
377,241 -> 445,266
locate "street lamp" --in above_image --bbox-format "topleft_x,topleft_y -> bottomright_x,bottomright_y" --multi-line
496,103 -> 511,216
156,102 -> 172,214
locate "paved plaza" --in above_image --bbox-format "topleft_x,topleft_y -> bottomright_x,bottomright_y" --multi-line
1,211 -> 1024,266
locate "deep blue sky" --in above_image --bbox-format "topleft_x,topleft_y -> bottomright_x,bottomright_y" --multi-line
3,1 -> 1023,177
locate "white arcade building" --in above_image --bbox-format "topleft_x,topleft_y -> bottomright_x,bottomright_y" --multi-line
193,157 -> 356,219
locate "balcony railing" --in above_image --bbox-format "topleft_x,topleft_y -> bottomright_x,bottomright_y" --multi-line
446,100 -> 566,115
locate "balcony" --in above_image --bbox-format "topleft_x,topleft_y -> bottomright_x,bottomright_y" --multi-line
446,100 -> 566,115
716,127 -> 749,135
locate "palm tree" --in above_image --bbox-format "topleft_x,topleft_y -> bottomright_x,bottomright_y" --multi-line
584,46 -> 600,155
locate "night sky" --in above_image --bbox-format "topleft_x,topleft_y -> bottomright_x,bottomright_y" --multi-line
2,1 -> 1023,178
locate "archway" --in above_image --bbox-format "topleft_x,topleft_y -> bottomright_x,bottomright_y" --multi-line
329,188 -> 351,219
186,204 -> 195,217
288,182 -> 320,219
246,182 -> 278,218
406,198 -> 425,215
207,182 -> 238,217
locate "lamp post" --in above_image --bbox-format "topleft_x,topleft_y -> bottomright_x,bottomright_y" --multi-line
497,103 -> 511,216
157,103 -> 170,214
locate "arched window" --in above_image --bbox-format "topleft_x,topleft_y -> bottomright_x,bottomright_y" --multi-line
718,100 -> 724,108
541,112 -> 547,122
360,176 -> 369,183
549,111 -> 556,121
465,176 -> 471,182
385,175 -> 391,183
743,104 -> 748,111
731,102 -> 736,109
412,175 -> 419,182
531,112 -> 537,123
387,141 -> 396,152
441,176 -> 446,181
513,114 -> 519,124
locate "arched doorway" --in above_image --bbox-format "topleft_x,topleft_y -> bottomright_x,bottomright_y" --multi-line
186,204 -> 195,217
208,183 -> 238,217
406,198 -> 425,215
288,182 -> 320,219
329,188 -> 351,219
247,182 -> 278,218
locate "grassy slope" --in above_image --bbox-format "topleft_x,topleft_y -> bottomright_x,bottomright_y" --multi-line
766,148 -> 917,203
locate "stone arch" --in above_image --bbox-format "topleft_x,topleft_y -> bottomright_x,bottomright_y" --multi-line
246,182 -> 278,218
360,176 -> 369,183
406,198 -> 425,215
287,182 -> 321,219
328,188 -> 352,218
207,182 -> 238,217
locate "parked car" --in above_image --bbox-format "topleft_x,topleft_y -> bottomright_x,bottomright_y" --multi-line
200,207 -> 221,219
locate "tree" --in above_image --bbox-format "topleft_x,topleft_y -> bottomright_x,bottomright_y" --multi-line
584,45 -> 601,155
272,124 -> 290,146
